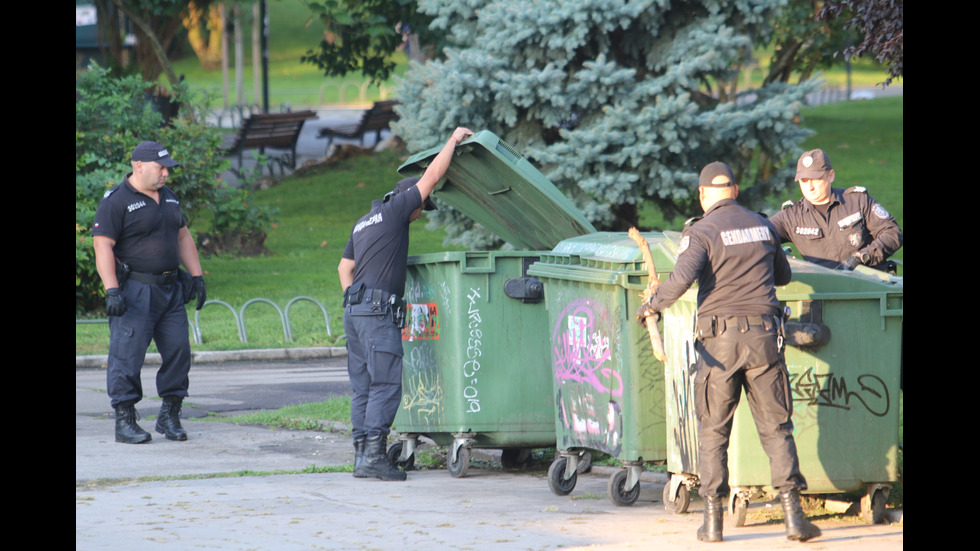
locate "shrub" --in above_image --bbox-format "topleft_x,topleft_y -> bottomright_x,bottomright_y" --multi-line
75,169 -> 118,314
75,61 -> 274,315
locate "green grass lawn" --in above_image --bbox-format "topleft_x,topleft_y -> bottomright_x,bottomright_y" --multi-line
76,97 -> 902,356
170,0 -> 408,107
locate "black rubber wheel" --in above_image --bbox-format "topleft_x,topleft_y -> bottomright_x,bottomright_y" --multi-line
730,494 -> 748,527
863,488 -> 887,524
386,441 -> 415,471
547,457 -> 577,496
662,478 -> 691,513
607,469 -> 641,507
447,445 -> 471,478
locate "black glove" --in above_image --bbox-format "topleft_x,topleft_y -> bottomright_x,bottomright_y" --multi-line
635,302 -> 661,327
192,276 -> 207,310
105,287 -> 126,317
840,254 -> 862,271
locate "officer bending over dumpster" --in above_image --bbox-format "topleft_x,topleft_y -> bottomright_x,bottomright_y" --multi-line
636,162 -> 821,543
769,149 -> 903,273
338,127 -> 474,481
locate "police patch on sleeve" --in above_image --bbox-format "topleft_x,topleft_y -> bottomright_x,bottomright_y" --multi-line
678,235 -> 690,253
872,202 -> 891,220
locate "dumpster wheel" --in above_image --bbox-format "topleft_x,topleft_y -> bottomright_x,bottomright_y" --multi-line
608,469 -> 641,507
386,441 -> 415,472
447,445 -> 471,478
729,494 -> 748,527
547,457 -> 577,496
862,484 -> 890,524
662,475 -> 691,513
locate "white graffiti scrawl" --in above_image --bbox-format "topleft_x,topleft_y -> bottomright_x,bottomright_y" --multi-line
552,298 -> 623,397
463,287 -> 483,413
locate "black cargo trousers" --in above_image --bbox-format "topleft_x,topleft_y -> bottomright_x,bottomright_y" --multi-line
343,288 -> 406,442
693,314 -> 808,498
107,277 -> 191,408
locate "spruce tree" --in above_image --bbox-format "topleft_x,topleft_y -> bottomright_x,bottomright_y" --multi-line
393,0 -> 818,248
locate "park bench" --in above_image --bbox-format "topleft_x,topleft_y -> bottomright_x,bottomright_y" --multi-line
317,100 -> 400,154
222,110 -> 318,176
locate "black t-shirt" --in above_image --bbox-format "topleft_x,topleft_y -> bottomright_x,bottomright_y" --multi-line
342,186 -> 423,297
647,199 -> 791,318
91,175 -> 187,274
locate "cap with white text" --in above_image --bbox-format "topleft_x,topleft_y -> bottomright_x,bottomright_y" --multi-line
131,141 -> 179,168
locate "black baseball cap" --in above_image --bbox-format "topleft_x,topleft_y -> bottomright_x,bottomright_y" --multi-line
389,177 -> 437,211
796,149 -> 832,180
131,141 -> 179,167
698,161 -> 735,187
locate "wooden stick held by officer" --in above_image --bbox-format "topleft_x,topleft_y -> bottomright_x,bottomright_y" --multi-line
635,162 -> 821,543
628,227 -> 667,362
338,127 -> 474,481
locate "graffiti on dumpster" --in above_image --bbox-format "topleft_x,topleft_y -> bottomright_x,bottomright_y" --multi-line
402,342 -> 443,419
790,367 -> 890,417
403,303 -> 440,341
556,389 -> 623,456
463,287 -> 484,413
552,298 -> 623,397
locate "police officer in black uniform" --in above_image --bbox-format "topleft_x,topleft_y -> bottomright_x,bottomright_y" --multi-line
92,141 -> 207,444
338,127 -> 473,481
637,162 -> 820,542
770,149 -> 903,272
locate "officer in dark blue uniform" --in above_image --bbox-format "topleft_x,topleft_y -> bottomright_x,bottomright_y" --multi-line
92,141 -> 207,444
637,162 -> 820,542
338,127 -> 473,481
770,149 -> 903,272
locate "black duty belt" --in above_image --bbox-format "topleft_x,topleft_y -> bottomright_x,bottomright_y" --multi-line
697,314 -> 777,338
344,284 -> 400,308
128,270 -> 179,285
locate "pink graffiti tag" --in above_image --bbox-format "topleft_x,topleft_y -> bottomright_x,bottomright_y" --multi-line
552,298 -> 623,397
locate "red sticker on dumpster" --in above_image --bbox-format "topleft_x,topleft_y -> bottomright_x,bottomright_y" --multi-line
403,303 -> 440,341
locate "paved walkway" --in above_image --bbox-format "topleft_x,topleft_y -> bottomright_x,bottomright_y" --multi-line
76,357 -> 902,551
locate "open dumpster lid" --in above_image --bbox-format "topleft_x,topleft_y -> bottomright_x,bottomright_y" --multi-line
397,130 -> 597,250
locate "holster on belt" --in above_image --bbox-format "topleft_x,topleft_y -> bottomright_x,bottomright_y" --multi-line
115,258 -> 131,288
343,282 -> 365,307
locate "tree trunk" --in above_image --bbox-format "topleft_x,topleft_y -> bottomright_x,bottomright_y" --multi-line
182,1 -> 223,70
108,0 -> 197,124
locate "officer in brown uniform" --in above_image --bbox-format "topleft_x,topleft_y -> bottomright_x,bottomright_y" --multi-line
769,149 -> 902,272
637,162 -> 820,543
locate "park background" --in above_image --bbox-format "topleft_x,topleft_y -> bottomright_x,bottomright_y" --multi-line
76,0 -> 902,354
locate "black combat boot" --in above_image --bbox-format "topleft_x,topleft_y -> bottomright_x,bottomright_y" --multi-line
359,435 -> 406,481
155,396 -> 188,441
697,495 -> 724,542
352,436 -> 367,478
780,489 -> 822,542
114,400 -> 151,444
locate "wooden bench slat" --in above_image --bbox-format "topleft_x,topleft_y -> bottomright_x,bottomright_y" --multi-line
317,100 -> 399,152
222,110 -> 318,175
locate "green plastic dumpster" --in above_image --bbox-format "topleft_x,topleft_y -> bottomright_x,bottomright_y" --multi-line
526,231 -> 675,505
389,130 -> 596,477
661,253 -> 904,524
